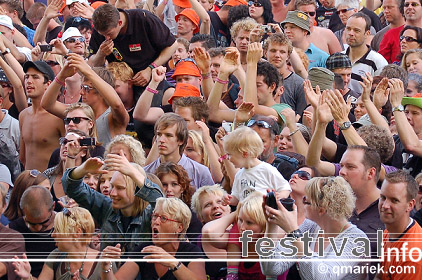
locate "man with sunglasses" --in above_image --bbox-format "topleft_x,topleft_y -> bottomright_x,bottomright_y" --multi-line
9,186 -> 57,277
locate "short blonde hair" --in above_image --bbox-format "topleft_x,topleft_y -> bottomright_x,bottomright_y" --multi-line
235,192 -> 266,233
191,184 -> 227,220
119,163 -> 149,216
64,103 -> 98,139
402,49 -> 422,72
188,130 -> 209,167
155,197 -> 192,239
107,62 -> 134,82
306,177 -> 356,220
54,207 -> 95,245
105,135 -> 146,166
230,17 -> 258,39
223,126 -> 264,158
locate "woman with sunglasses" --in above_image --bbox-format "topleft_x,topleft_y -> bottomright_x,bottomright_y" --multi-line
261,176 -> 369,279
399,26 -> 422,61
13,207 -> 113,280
248,0 -> 274,25
100,197 -> 206,280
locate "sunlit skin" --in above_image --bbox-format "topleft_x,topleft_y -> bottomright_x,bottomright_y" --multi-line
198,193 -> 230,223
109,172 -> 135,211
64,36 -> 86,56
151,204 -> 183,245
265,42 -> 289,70
249,3 -> 264,23
172,42 -> 189,64
174,75 -> 201,88
400,29 -> 422,54
174,107 -> 197,130
160,173 -> 183,198
405,53 -> 422,74
156,124 -> 184,159
233,30 -> 251,53
278,126 -> 294,152
64,109 -> 93,134
353,97 -> 367,120
405,104 -> 422,135
184,136 -> 203,164
109,144 -> 133,162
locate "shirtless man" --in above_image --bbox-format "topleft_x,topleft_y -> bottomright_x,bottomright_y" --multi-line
19,61 -> 65,171
296,0 -> 342,55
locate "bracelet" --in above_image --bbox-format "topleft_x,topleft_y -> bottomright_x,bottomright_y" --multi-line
215,77 -> 228,84
288,128 -> 300,137
218,154 -> 229,163
66,154 -> 77,159
55,76 -> 65,87
146,86 -> 159,94
103,261 -> 113,273
168,261 -> 182,272
201,72 -> 211,79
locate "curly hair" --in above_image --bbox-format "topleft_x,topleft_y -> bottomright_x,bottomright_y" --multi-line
107,62 -> 134,82
155,162 -> 193,206
306,176 -> 356,220
105,134 -> 146,166
230,17 -> 258,39
357,125 -> 395,164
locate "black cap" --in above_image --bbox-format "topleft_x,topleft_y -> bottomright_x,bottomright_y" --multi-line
64,16 -> 92,32
0,69 -> 9,83
23,61 -> 55,81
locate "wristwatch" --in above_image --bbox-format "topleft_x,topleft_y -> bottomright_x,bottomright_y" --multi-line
287,229 -> 303,241
339,121 -> 352,130
1,48 -> 10,56
392,105 -> 404,112
169,261 -> 182,272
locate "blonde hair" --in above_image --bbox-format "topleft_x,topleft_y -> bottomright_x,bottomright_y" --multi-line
188,130 -> 209,167
306,176 -> 356,220
120,163 -> 149,216
191,184 -> 227,220
235,192 -> 266,233
64,103 -> 98,139
402,49 -> 422,72
54,207 -> 95,245
230,18 -> 258,39
294,47 -> 309,71
105,135 -> 146,166
107,62 -> 134,82
155,197 -> 192,239
223,126 -> 264,158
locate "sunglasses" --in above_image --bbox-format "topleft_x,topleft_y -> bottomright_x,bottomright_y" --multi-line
302,196 -> 312,206
29,169 -> 41,178
24,211 -> 53,227
291,170 -> 312,180
404,2 -> 421,7
63,116 -> 91,125
0,83 -> 11,88
64,37 -> 85,44
45,60 -> 60,66
175,57 -> 199,67
336,7 -> 354,14
151,213 -> 180,223
302,11 -> 316,16
400,36 -> 420,43
248,1 -> 263,7
247,119 -> 279,135
59,137 -> 75,146
81,84 -> 95,92
63,208 -> 78,222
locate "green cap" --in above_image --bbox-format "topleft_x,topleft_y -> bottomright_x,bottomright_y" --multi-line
308,67 -> 334,91
281,11 -> 310,34
402,93 -> 422,109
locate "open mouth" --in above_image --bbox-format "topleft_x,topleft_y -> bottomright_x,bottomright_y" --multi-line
152,228 -> 159,238
213,212 -> 222,219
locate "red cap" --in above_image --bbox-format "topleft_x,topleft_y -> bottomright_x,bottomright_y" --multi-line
173,0 -> 192,8
171,59 -> 201,78
175,8 -> 200,33
225,0 -> 247,6
168,83 -> 201,104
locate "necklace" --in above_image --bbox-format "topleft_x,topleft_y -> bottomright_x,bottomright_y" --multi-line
339,223 -> 349,234
66,246 -> 88,279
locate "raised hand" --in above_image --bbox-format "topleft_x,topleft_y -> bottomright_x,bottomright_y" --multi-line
193,47 -> 211,73
44,0 -> 63,20
281,107 -> 296,127
317,91 -> 334,124
150,66 -> 167,85
304,79 -> 321,108
72,2 -> 94,19
220,47 -> 240,75
12,254 -> 31,279
326,89 -> 350,123
50,38 -> 68,56
99,39 -> 114,56
105,150 -> 139,177
388,78 -> 405,108
249,25 -> 264,43
359,72 -> 373,102
247,42 -> 263,64
81,157 -> 106,174
235,102 -> 255,124
373,77 -> 389,109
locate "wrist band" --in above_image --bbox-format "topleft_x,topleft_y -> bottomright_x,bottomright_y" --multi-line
218,154 -> 229,163
215,77 -> 229,84
151,62 -> 158,68
67,154 -> 77,159
146,86 -> 159,94
148,64 -> 155,70
201,72 -> 211,79
103,262 -> 113,273
55,76 -> 65,87
169,261 -> 182,272
289,128 -> 300,137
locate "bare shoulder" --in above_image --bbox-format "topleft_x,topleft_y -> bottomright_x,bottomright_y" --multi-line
315,26 -> 335,36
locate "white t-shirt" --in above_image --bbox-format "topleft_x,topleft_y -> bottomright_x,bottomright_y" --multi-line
231,162 -> 291,202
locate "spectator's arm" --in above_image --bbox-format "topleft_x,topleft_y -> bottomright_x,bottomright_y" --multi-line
193,47 -> 213,100
18,111 -> 26,167
202,212 -> 236,249
326,30 -> 342,54
290,48 -> 308,79
282,108 -> 309,157
2,42 -> 24,82
0,34 -> 27,63
0,53 -> 26,112
13,29 -> 32,49
189,0 -> 210,35
155,0 -> 167,20
32,0 -> 62,45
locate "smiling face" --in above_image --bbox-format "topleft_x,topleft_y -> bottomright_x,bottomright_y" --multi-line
64,36 -> 86,55
379,180 -> 414,226
198,192 -> 230,223
404,0 -> 422,22
405,52 -> 422,74
278,127 -> 294,152
109,172 -> 134,210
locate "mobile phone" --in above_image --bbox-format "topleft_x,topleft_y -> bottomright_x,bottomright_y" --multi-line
39,45 -> 53,52
266,192 -> 278,210
79,137 -> 96,146
222,122 -> 233,133
280,198 -> 295,211
261,25 -> 271,33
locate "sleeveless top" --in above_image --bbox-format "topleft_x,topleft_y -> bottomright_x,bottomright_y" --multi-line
96,107 -> 112,146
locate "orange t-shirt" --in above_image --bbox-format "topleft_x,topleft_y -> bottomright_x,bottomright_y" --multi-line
381,221 -> 422,280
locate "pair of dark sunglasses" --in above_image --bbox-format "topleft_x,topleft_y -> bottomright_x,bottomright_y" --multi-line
63,116 -> 91,125
247,119 -> 279,135
290,170 -> 312,181
336,7 -> 354,14
404,2 -> 420,7
303,11 -> 316,16
248,1 -> 262,7
65,37 -> 85,44
400,36 -> 420,43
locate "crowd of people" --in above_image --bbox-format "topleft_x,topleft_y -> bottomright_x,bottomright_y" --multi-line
0,0 -> 422,279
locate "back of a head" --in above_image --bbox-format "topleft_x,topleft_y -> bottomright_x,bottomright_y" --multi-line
380,64 -> 408,88
26,2 -> 46,22
223,126 -> 264,158
357,125 -> 395,164
257,61 -> 281,94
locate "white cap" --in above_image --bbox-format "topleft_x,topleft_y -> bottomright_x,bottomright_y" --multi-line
66,0 -> 89,5
0,15 -> 14,30
62,27 -> 83,42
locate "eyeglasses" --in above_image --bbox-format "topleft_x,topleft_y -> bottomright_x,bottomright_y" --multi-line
81,85 -> 95,92
24,211 -> 53,228
248,1 -> 263,7
0,83 -> 11,88
59,137 -> 74,146
63,116 -> 91,125
336,7 -> 355,14
400,36 -> 420,43
29,169 -> 41,178
151,213 -> 180,223
302,11 -> 316,16
64,37 -> 85,44
290,170 -> 312,181
302,196 -> 312,206
404,2 -> 421,7
44,60 -> 60,66
247,119 -> 279,135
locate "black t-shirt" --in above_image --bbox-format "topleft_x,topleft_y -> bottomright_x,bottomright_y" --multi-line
90,9 -> 176,74
186,209 -> 203,245
317,6 -> 342,32
133,242 -> 205,280
209,12 -> 230,48
394,134 -> 422,177
46,26 -> 62,44
8,217 -> 57,277
7,103 -> 19,120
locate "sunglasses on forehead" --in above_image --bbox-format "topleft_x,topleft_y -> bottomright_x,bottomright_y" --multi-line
175,57 -> 198,67
247,119 -> 279,135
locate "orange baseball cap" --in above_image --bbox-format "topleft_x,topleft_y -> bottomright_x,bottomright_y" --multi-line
175,8 -> 200,33
171,59 -> 201,78
173,0 -> 192,8
225,0 -> 247,6
91,1 -> 106,9
168,83 -> 201,105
